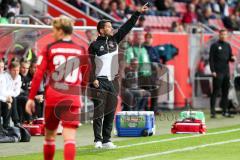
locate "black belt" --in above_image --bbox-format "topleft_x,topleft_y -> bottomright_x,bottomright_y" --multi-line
97,75 -> 119,81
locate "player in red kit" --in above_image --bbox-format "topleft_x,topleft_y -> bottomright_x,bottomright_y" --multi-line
25,15 -> 88,160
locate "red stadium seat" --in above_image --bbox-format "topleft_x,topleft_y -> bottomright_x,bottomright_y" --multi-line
174,2 -> 187,14
144,16 -> 181,32
209,19 -> 225,29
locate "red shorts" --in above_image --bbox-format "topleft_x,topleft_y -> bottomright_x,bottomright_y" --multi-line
44,106 -> 80,130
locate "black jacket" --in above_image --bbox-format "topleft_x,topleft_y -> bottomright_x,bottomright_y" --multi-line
88,11 -> 141,82
209,40 -> 234,74
19,74 -> 31,97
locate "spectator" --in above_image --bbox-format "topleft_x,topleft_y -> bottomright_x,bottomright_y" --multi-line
125,32 -> 158,112
143,32 -> 159,111
198,7 -> 216,26
125,32 -> 151,76
155,0 -> 176,16
122,58 -> 150,111
85,30 -> 97,44
0,59 -> 22,129
223,12 -> 240,30
196,0 -> 212,18
182,3 -> 198,24
143,33 -> 160,64
170,21 -> 185,32
16,58 -> 31,124
118,0 -> 133,19
99,0 -> 111,14
212,0 -> 229,18
41,13 -> 52,25
109,1 -> 122,20
65,0 -> 86,12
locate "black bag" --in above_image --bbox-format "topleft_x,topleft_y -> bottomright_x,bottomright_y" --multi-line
0,127 -> 21,143
6,127 -> 21,142
17,126 -> 31,142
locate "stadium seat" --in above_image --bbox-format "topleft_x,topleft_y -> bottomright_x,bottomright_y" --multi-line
209,19 -> 225,29
174,2 -> 187,15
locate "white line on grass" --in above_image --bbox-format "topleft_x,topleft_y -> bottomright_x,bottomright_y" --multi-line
118,128 -> 240,149
118,138 -> 240,160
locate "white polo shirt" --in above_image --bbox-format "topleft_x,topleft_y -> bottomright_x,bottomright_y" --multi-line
0,72 -> 22,102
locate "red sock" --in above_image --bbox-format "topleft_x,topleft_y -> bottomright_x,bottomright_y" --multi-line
64,140 -> 76,160
43,139 -> 55,160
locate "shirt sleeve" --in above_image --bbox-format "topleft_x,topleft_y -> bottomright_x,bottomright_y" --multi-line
28,46 -> 48,100
209,44 -> 216,72
0,75 -> 7,102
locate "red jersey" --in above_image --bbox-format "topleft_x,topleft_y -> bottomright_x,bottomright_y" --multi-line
29,40 -> 89,107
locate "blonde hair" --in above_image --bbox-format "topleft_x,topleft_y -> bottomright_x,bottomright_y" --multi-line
52,15 -> 74,35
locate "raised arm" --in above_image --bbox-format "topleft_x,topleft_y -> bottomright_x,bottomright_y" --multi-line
113,4 -> 149,43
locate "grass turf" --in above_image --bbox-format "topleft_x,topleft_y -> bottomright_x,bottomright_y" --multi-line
1,125 -> 240,160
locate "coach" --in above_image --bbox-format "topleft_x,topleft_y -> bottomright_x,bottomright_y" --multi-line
89,4 -> 149,149
209,29 -> 236,118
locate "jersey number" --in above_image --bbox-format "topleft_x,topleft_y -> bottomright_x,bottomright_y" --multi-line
52,55 -> 80,83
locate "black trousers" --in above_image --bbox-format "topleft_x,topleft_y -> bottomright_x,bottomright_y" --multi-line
0,98 -> 19,129
91,77 -> 119,143
0,101 -> 8,130
17,96 -> 30,123
128,89 -> 150,111
139,76 -> 158,112
210,73 -> 230,115
17,95 -> 44,123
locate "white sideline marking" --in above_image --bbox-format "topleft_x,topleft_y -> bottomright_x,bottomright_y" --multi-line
119,138 -> 240,160
118,128 -> 240,149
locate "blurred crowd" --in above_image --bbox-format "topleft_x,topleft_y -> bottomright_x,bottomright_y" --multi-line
65,0 -> 240,32
1,0 -> 240,32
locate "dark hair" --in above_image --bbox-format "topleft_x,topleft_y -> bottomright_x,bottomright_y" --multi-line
130,58 -> 138,63
145,32 -> 152,39
219,29 -> 227,33
97,19 -> 111,34
9,58 -> 20,69
30,58 -> 37,67
20,57 -> 30,65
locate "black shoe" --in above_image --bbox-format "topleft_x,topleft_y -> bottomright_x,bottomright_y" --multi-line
210,114 -> 216,119
222,113 -> 234,118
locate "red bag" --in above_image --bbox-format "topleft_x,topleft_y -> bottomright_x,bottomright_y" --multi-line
22,118 -> 45,136
22,118 -> 63,136
171,118 -> 206,134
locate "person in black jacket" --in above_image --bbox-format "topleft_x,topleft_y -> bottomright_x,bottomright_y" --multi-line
16,58 -> 31,123
209,29 -> 236,118
89,4 -> 149,149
